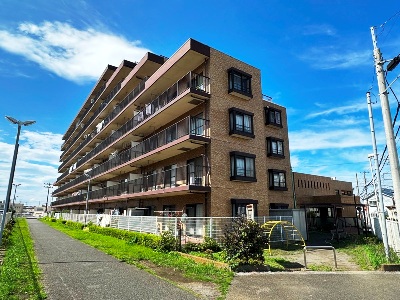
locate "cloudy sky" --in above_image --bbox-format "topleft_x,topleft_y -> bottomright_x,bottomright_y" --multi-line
0,0 -> 400,206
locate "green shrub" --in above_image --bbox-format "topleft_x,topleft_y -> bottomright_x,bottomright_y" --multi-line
157,230 -> 177,252
201,237 -> 221,252
1,220 -> 14,247
88,224 -> 160,249
182,241 -> 202,252
222,217 -> 268,268
65,220 -> 84,230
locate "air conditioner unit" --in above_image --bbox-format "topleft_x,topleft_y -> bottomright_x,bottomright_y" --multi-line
84,134 -> 88,139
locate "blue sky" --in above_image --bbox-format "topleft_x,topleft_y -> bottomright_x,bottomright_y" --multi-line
1,0 -> 400,206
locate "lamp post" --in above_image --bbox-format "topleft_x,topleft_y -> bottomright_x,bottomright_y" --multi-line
44,183 -> 53,214
12,183 -> 21,210
84,173 -> 91,224
0,116 -> 35,246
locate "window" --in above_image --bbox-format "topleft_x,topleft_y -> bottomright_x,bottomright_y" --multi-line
265,107 -> 282,127
229,108 -> 255,138
228,68 -> 252,99
188,157 -> 203,185
270,203 -> 289,209
231,199 -> 258,217
268,169 -> 287,190
166,126 -> 177,143
230,152 -> 256,182
190,114 -> 204,136
164,164 -> 177,188
266,137 -> 284,157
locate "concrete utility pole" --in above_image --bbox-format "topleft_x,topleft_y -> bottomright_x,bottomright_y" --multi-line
367,92 -> 389,258
355,173 -> 360,196
44,183 -> 52,214
370,26 -> 400,224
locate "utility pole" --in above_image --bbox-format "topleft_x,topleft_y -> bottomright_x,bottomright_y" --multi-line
371,26 -> 400,221
355,173 -> 360,196
44,183 -> 52,214
12,183 -> 21,209
367,92 -> 389,258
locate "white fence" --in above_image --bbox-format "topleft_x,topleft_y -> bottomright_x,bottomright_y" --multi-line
54,213 -> 299,243
370,216 -> 400,254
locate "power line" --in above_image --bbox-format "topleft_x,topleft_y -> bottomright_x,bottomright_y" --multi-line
377,10 -> 400,43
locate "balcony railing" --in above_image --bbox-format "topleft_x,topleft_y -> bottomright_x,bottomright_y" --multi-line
52,164 -> 210,206
74,72 -> 209,170
53,116 -> 210,194
60,80 -> 125,164
62,81 -> 107,145
60,80 -> 145,172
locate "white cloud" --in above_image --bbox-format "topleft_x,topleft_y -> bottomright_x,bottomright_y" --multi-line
314,117 -> 367,127
302,24 -> 336,37
0,130 -> 62,207
298,46 -> 371,70
289,128 -> 372,151
305,103 -> 366,119
0,21 -> 151,83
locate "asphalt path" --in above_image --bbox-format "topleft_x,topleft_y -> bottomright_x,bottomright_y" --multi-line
226,271 -> 400,300
27,219 -> 199,300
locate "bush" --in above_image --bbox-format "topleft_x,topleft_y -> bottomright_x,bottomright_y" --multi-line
222,217 -> 268,268
157,230 -> 177,252
182,241 -> 202,252
88,224 -> 160,249
201,237 -> 221,252
1,220 -> 14,247
65,220 -> 84,230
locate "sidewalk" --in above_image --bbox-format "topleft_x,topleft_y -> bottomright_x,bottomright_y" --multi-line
27,219 -> 199,300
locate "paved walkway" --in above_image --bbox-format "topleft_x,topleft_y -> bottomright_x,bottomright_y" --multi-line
226,271 -> 400,300
27,219 -> 199,300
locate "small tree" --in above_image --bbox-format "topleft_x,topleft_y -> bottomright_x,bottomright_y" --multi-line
222,217 -> 267,267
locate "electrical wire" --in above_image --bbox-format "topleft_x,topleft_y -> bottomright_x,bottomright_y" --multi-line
377,10 -> 400,42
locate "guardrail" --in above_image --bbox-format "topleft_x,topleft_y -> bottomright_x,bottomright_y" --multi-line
303,246 -> 337,269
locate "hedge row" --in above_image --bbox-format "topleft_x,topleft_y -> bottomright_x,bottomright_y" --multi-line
42,217 -> 161,249
87,224 -> 160,249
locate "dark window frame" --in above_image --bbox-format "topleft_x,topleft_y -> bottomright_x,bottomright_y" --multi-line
227,67 -> 253,99
230,151 -> 257,182
268,169 -> 288,191
231,198 -> 258,217
265,107 -> 283,127
266,137 -> 285,158
229,107 -> 255,138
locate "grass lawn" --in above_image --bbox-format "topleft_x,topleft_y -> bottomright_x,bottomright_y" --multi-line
0,218 -> 46,300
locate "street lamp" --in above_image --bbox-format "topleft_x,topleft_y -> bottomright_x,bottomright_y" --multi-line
84,173 -> 91,224
44,183 -> 53,214
0,116 -> 35,246
12,183 -> 21,209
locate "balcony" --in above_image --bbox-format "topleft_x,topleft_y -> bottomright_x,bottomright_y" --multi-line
51,164 -> 211,207
62,65 -> 117,142
60,79 -> 124,163
53,116 -> 210,195
69,71 -> 209,172
58,78 -> 146,172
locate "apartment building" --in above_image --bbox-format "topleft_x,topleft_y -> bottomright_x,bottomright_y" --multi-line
52,38 -> 293,217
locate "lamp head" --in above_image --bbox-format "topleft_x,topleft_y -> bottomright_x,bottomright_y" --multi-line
22,120 -> 36,126
5,116 -> 18,124
5,116 -> 36,126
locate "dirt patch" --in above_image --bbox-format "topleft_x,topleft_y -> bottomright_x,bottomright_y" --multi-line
140,260 -> 222,299
277,248 -> 361,271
